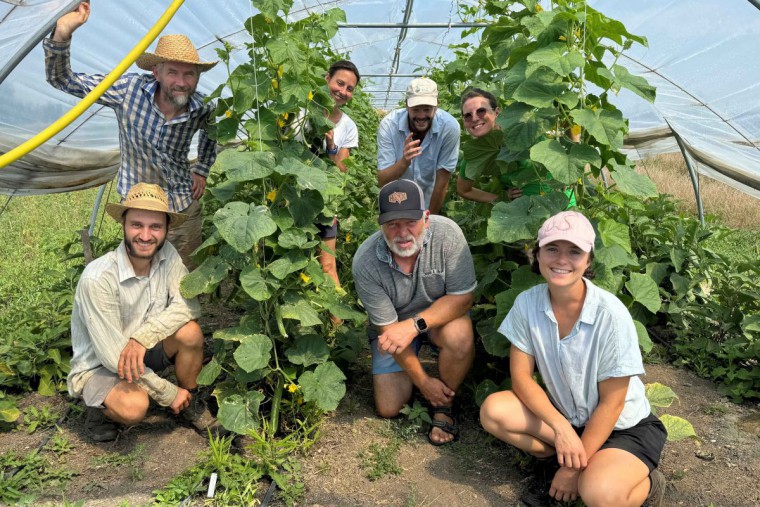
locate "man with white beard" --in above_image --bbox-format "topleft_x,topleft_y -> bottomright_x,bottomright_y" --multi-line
44,2 -> 218,266
352,179 -> 476,446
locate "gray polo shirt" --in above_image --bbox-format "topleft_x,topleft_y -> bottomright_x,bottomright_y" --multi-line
352,215 -> 477,327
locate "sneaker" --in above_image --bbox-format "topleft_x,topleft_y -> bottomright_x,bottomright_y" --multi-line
645,469 -> 666,507
85,407 -> 119,442
178,393 -> 226,436
520,458 -> 558,507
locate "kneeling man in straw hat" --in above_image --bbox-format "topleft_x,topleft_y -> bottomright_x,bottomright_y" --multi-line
45,1 -> 219,266
69,183 -> 216,442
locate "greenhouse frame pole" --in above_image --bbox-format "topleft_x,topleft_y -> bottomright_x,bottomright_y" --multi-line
668,121 -> 705,225
88,184 -> 107,237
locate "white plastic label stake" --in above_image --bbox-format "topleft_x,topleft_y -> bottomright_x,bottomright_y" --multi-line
207,472 -> 218,498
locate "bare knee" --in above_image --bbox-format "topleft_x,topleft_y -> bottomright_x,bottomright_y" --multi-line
105,388 -> 149,425
578,482 -> 626,507
174,321 -> 203,349
479,390 -> 523,434
375,402 -> 402,419
435,316 -> 474,359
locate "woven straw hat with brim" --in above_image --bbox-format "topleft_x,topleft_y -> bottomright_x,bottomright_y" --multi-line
136,34 -> 218,72
106,183 -> 187,226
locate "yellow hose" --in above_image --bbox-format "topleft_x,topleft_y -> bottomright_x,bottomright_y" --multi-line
0,0 -> 186,169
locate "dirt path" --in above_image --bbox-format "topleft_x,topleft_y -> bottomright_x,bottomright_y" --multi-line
1,361 -> 758,506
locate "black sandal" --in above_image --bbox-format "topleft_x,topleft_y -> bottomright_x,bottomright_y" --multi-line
428,406 -> 459,446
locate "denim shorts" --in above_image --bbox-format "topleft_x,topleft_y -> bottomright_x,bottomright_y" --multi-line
81,342 -> 173,408
368,328 -> 428,374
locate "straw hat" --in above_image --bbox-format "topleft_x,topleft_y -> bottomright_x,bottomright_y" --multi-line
136,34 -> 218,72
106,183 -> 186,226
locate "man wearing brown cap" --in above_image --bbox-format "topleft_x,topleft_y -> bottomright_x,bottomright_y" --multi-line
352,179 -> 475,445
44,2 -> 218,266
69,183 -> 216,441
377,77 -> 460,214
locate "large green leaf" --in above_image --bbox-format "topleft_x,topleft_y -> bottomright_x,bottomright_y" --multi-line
197,357 -> 223,386
626,273 -> 662,314
634,320 -> 653,354
268,250 -> 309,280
214,202 -> 278,253
299,361 -> 347,411
599,64 -> 656,103
275,156 -> 329,193
278,229 -> 310,249
598,219 -> 631,253
527,43 -> 585,77
280,299 -> 322,327
495,288 -> 521,325
229,64 -> 271,104
660,414 -> 697,442
283,186 -> 324,227
285,334 -> 330,366
645,382 -> 678,409
218,391 -> 265,434
487,194 -> 567,244
180,255 -> 230,298
478,318 -> 508,358
571,108 -> 626,150
497,103 -> 554,152
742,314 -> 760,333
280,73 -> 311,102
514,75 -> 579,109
529,140 -> 600,185
214,150 -> 275,182
0,400 -> 20,423
461,129 -> 503,180
474,379 -> 500,407
266,36 -> 307,74
240,266 -> 273,301
608,160 -> 658,198
595,244 -> 638,269
233,334 -> 273,372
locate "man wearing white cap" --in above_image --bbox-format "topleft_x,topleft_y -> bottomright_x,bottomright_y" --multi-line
44,2 -> 218,266
69,183 -> 217,442
377,77 -> 460,214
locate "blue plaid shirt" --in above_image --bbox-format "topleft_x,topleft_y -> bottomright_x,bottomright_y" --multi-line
44,38 -> 217,212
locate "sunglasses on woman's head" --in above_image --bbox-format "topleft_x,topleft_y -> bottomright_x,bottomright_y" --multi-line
463,107 -> 493,122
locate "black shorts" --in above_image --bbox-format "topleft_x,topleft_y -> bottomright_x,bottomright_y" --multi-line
316,216 -> 338,239
573,413 -> 667,472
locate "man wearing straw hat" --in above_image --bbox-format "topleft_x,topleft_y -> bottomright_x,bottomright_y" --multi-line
44,1 -> 218,266
68,183 -> 215,442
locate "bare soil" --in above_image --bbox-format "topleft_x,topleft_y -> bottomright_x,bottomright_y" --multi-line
2,360 -> 759,506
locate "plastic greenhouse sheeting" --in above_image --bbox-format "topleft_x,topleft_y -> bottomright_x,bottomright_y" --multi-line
0,0 -> 759,199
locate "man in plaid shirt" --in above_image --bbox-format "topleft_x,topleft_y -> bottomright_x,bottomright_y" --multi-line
45,2 -> 218,266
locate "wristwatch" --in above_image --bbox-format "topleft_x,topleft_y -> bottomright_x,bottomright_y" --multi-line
412,314 -> 428,334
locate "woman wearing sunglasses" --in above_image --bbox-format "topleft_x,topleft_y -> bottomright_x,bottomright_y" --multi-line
458,89 -> 576,206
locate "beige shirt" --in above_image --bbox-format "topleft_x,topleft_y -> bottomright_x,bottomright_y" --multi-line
68,241 -> 200,407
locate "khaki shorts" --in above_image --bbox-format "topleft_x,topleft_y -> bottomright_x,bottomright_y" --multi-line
81,342 -> 173,408
167,199 -> 202,268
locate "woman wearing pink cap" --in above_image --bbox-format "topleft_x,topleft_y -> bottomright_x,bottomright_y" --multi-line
480,211 -> 667,507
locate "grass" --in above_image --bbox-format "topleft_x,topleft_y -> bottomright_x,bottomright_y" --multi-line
636,153 -> 760,232
0,185 -> 121,315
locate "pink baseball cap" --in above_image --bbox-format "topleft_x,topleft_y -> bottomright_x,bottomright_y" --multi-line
537,211 -> 596,252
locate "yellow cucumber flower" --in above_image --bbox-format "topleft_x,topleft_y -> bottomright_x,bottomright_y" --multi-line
272,79 -> 278,89
535,4 -> 543,12
300,272 -> 312,284
308,91 -> 314,101
266,189 -> 277,202
287,383 -> 299,393
278,65 -> 284,78
224,110 -> 232,118
571,124 -> 582,137
345,232 -> 351,243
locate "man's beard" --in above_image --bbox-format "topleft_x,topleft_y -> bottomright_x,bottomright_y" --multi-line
125,236 -> 165,260
383,230 -> 425,258
166,87 -> 191,108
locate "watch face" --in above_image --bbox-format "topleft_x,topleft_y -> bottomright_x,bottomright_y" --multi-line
416,317 -> 427,331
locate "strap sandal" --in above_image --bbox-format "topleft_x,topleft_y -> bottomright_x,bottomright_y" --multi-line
427,406 -> 459,446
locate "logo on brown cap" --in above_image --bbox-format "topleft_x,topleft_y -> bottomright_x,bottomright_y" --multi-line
388,192 -> 408,204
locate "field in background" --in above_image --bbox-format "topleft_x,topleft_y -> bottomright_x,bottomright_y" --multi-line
636,153 -> 760,231
0,185 -> 121,312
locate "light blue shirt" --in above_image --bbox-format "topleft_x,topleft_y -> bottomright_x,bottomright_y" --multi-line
498,279 -> 651,430
377,108 -> 460,208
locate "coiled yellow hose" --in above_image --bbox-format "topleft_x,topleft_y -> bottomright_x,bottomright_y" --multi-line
0,0 -> 186,169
